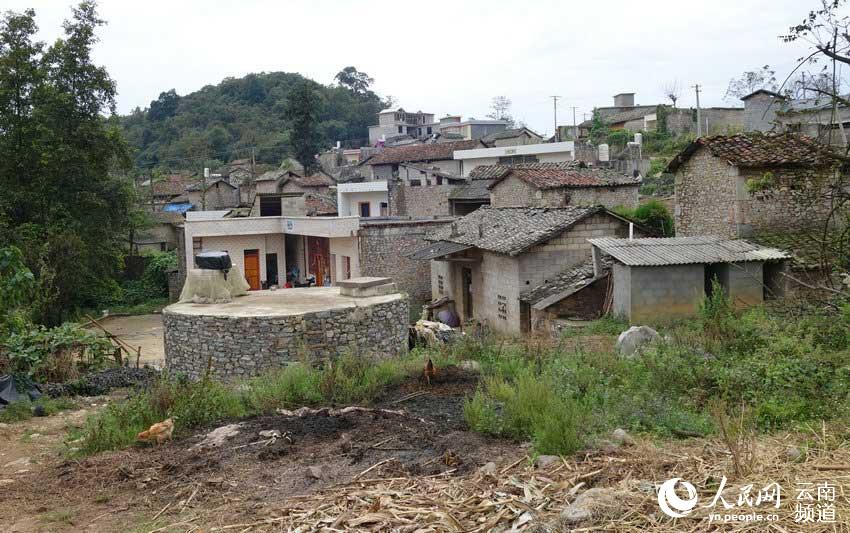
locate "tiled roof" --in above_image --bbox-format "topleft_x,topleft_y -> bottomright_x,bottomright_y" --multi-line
185,178 -> 235,192
448,179 -> 493,200
481,127 -> 542,143
426,205 -> 604,256
485,162 -> 641,190
151,211 -> 184,225
296,172 -> 335,187
603,107 -> 657,125
666,133 -> 839,172
520,259 -> 610,306
150,175 -> 199,196
368,140 -> 483,165
588,236 -> 789,266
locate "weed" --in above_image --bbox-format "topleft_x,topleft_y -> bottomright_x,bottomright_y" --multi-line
0,396 -> 77,423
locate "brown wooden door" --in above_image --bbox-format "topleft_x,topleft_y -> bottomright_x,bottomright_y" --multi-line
244,250 -> 261,290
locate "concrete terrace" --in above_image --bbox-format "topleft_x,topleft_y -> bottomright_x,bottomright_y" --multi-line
164,287 -> 404,318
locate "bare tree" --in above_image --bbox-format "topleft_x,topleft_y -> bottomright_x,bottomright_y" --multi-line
724,65 -> 778,102
662,80 -> 681,107
487,96 -> 515,128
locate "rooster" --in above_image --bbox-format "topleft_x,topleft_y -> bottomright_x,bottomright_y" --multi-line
423,358 -> 437,385
137,418 -> 174,445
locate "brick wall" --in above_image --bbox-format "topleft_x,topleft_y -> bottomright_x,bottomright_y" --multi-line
358,219 -> 453,317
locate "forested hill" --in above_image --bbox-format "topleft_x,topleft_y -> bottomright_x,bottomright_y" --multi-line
121,69 -> 386,170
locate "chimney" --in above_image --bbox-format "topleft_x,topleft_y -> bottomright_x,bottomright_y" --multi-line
613,93 -> 635,107
450,222 -> 459,237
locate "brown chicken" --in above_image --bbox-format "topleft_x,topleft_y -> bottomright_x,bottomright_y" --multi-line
137,418 -> 174,445
423,359 -> 437,385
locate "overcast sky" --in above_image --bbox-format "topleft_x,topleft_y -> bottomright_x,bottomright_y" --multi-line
4,0 -> 827,136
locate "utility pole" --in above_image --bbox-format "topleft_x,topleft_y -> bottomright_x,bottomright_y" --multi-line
570,106 -> 578,140
550,96 -> 560,141
693,84 -> 702,137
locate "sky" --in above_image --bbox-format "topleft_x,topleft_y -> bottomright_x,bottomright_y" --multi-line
3,0 -> 827,136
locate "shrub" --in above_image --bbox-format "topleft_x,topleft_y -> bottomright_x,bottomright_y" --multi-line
2,322 -> 113,380
614,200 -> 674,237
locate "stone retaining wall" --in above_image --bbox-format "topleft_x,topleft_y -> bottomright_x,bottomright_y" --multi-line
163,297 -> 409,380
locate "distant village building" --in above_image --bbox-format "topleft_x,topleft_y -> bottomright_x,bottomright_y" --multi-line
485,162 -> 641,209
742,89 -> 850,145
590,236 -> 788,323
369,108 -> 436,145
668,133 -> 843,239
453,141 -> 576,175
365,139 -> 484,180
438,119 -> 509,140
481,127 -> 544,147
184,179 -> 240,211
410,206 -> 643,334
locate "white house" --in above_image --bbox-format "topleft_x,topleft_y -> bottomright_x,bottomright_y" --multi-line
337,181 -> 389,217
183,214 -> 361,290
453,141 -> 576,176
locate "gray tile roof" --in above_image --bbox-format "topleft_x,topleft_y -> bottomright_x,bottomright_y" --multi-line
407,241 -> 473,261
427,205 -> 603,256
588,236 -> 789,266
520,259 -> 608,306
448,179 -> 494,200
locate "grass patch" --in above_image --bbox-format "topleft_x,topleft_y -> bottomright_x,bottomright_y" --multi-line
41,508 -> 76,524
78,354 -> 424,455
0,396 -> 78,423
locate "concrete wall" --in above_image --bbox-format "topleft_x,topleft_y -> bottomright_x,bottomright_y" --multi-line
620,264 -> 706,323
339,191 -> 388,217
329,236 -> 361,282
744,93 -> 782,132
721,261 -> 764,308
163,295 -> 409,380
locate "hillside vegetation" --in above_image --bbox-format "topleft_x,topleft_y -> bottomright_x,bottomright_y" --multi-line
121,69 -> 386,170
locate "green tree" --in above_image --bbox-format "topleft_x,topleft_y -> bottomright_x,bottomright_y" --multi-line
284,79 -> 322,172
589,109 -> 609,145
148,89 -> 179,121
0,2 -> 133,324
334,66 -> 374,94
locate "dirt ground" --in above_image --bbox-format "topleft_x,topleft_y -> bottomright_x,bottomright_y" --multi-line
89,314 -> 165,368
1,366 -> 523,532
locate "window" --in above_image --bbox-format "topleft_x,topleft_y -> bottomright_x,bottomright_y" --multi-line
409,179 -> 421,187
497,295 -> 508,320
563,193 -> 571,206
498,155 -> 539,165
437,275 -> 444,294
380,202 -> 388,216
398,126 -> 403,133
259,195 -> 282,216
427,126 -> 432,134
359,202 -> 371,217
436,175 -> 443,185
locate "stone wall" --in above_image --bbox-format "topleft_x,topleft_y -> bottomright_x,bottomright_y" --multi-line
390,182 -> 454,217
674,147 -> 739,237
163,296 -> 409,380
675,146 -> 841,238
358,219 -> 453,316
490,175 -> 638,209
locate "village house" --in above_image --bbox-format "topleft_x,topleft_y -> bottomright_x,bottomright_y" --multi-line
365,139 -> 484,180
135,211 -> 184,253
589,236 -> 788,323
481,127 -> 544,147
369,108 -> 436,145
438,119 -> 509,140
742,89 -> 850,145
410,205 -> 643,334
668,132 -> 843,239
184,179 -> 241,211
147,173 -> 199,211
453,141 -> 576,176
251,169 -> 337,217
485,162 -> 641,209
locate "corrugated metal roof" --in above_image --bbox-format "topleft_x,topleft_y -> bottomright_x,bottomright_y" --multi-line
406,241 -> 473,261
588,236 -> 789,266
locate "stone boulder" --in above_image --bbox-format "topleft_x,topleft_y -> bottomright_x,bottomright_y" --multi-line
558,487 -> 634,526
615,326 -> 660,358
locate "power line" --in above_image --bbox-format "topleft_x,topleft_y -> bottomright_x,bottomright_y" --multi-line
550,96 -> 560,141
693,84 -> 702,137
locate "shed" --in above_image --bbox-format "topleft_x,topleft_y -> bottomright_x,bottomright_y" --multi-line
588,236 -> 789,323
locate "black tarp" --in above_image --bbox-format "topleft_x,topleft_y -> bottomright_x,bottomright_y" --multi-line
0,375 -> 42,409
195,251 -> 232,271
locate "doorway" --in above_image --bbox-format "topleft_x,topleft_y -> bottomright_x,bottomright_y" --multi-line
462,267 -> 474,320
359,202 -> 371,217
265,253 -> 278,287
244,250 -> 261,290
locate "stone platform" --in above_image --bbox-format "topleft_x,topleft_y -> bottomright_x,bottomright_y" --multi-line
163,285 -> 409,380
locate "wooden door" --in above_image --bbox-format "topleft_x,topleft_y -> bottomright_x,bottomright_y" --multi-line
244,250 -> 261,290
462,267 -> 473,320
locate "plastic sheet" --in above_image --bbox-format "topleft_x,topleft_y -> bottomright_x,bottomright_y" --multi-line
179,267 -> 250,304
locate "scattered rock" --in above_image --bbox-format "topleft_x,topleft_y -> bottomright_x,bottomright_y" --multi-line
478,462 -> 497,476
611,428 -> 635,446
259,430 -> 281,439
596,439 -> 620,454
616,326 -> 660,358
43,367 -> 159,398
786,446 -> 803,462
559,487 -> 632,525
0,479 -> 14,486
206,477 -> 224,485
306,465 -> 323,480
3,457 -> 30,468
31,405 -> 46,417
535,455 -> 560,468
459,360 -> 481,372
192,423 -> 242,449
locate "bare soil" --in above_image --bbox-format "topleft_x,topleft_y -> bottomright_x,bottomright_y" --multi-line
1,366 -> 522,532
89,314 -> 165,367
